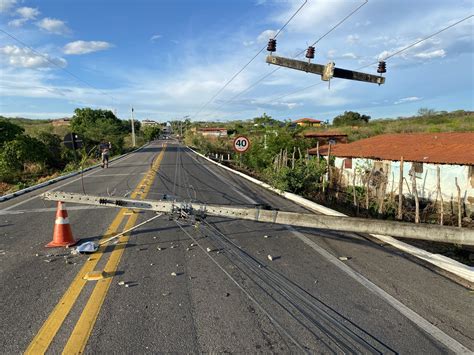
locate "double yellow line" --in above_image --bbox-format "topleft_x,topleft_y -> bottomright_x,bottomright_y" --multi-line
26,145 -> 166,354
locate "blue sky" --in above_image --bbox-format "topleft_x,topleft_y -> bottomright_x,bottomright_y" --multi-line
0,0 -> 472,122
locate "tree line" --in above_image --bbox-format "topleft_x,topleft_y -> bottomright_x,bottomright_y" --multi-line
0,108 -> 161,189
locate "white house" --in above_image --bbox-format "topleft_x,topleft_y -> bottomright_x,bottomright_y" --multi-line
324,132 -> 474,214
196,127 -> 228,138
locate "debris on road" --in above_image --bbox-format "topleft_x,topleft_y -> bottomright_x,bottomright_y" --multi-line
76,241 -> 98,254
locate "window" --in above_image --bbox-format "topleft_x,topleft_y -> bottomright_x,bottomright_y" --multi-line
409,162 -> 423,178
344,158 -> 352,169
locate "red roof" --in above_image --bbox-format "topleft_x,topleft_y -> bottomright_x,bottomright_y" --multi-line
328,132 -> 474,165
304,131 -> 347,138
308,144 -> 331,155
294,118 -> 322,123
198,127 -> 227,132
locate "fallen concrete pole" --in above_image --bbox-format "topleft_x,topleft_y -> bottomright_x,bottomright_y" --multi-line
42,191 -> 474,246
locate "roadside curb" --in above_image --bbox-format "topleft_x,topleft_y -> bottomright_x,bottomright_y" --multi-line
187,146 -> 474,288
0,143 -> 149,203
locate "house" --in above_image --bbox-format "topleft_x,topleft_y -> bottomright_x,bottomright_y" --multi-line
320,132 -> 474,213
141,119 -> 160,127
293,118 -> 323,127
306,131 -> 348,156
51,118 -> 71,127
196,127 -> 228,138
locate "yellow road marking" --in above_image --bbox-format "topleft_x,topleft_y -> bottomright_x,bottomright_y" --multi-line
25,145 -> 166,354
62,146 -> 166,354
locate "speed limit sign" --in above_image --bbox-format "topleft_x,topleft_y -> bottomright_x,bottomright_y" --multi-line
233,135 -> 250,153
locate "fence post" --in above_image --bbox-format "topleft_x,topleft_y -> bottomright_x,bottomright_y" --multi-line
455,177 -> 462,228
397,157 -> 404,220
436,165 -> 444,225
411,165 -> 420,223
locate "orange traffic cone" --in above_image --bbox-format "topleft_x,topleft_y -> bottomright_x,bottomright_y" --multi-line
46,202 -> 78,248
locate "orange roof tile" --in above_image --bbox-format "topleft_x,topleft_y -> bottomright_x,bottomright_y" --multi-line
294,118 -> 322,123
329,132 -> 474,165
304,131 -> 347,138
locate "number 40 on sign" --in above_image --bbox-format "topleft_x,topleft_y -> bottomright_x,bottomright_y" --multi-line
233,136 -> 250,153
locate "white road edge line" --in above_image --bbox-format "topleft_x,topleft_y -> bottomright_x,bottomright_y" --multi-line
184,144 -> 472,353
286,226 -> 472,354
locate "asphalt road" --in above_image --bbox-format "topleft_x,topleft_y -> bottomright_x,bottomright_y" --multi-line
0,140 -> 473,354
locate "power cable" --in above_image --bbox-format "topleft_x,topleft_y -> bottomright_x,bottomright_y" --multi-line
200,0 -> 368,119
0,28 -> 117,103
263,13 -> 474,105
358,13 -> 473,70
192,0 -> 308,120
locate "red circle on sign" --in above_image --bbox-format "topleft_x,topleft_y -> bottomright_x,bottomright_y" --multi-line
233,136 -> 250,153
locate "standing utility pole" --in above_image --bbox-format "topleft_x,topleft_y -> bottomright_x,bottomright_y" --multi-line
131,107 -> 136,147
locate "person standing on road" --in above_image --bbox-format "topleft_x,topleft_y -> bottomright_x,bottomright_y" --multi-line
100,141 -> 111,168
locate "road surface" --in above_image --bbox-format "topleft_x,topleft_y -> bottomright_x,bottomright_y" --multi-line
1,140 -> 472,353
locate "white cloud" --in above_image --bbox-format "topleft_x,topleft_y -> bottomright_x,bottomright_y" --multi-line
342,52 -> 358,59
8,18 -> 28,27
243,40 -> 255,47
346,34 -> 359,44
0,0 -> 17,13
63,40 -> 113,55
17,7 -> 40,19
0,45 -> 67,69
414,49 -> 446,59
394,96 -> 422,104
150,34 -> 162,42
36,18 -> 70,35
257,29 -> 277,43
8,7 -> 40,27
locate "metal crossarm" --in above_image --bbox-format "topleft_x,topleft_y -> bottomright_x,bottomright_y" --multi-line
266,55 -> 385,85
42,191 -> 474,245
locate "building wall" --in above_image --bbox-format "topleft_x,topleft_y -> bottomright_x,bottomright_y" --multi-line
333,157 -> 474,213
200,131 -> 226,137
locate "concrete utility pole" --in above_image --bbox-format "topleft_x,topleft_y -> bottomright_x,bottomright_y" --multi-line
131,107 -> 136,147
266,55 -> 385,85
42,191 -> 474,246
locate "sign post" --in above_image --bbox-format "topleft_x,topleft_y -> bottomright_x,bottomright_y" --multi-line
63,133 -> 83,162
233,136 -> 250,167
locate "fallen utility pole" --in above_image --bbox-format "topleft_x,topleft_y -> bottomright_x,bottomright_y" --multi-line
42,191 -> 474,245
266,55 -> 385,85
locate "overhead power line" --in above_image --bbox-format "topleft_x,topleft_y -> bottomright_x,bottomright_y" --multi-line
359,13 -> 473,70
266,13 -> 474,104
0,28 -> 117,103
192,0 -> 308,120
203,0 -> 368,117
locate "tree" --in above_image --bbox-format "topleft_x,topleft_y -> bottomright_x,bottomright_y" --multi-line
142,125 -> 161,141
0,135 -> 49,182
70,108 -> 126,153
332,111 -> 371,126
0,119 -> 24,146
36,132 -> 64,169
417,108 -> 437,117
